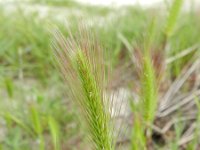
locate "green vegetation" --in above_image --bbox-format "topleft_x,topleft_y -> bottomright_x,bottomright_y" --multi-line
1,0 -> 200,149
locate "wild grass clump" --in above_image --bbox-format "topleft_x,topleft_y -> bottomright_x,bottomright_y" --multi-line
53,27 -> 114,150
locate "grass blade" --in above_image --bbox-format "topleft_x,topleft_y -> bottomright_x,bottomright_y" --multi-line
29,105 -> 44,150
48,116 -> 60,150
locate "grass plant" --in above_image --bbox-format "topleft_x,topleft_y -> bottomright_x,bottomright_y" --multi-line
53,28 -> 114,150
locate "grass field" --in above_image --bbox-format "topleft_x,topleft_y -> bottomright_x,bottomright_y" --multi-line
1,0 -> 200,149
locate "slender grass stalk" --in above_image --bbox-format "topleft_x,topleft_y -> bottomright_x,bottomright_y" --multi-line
165,0 -> 184,38
29,105 -> 44,150
164,0 -> 184,78
131,19 -> 158,150
130,103 -> 146,150
48,116 -> 60,150
131,54 -> 157,150
53,27 -> 113,150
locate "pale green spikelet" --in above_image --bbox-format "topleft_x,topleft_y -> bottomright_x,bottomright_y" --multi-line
75,51 -> 113,150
